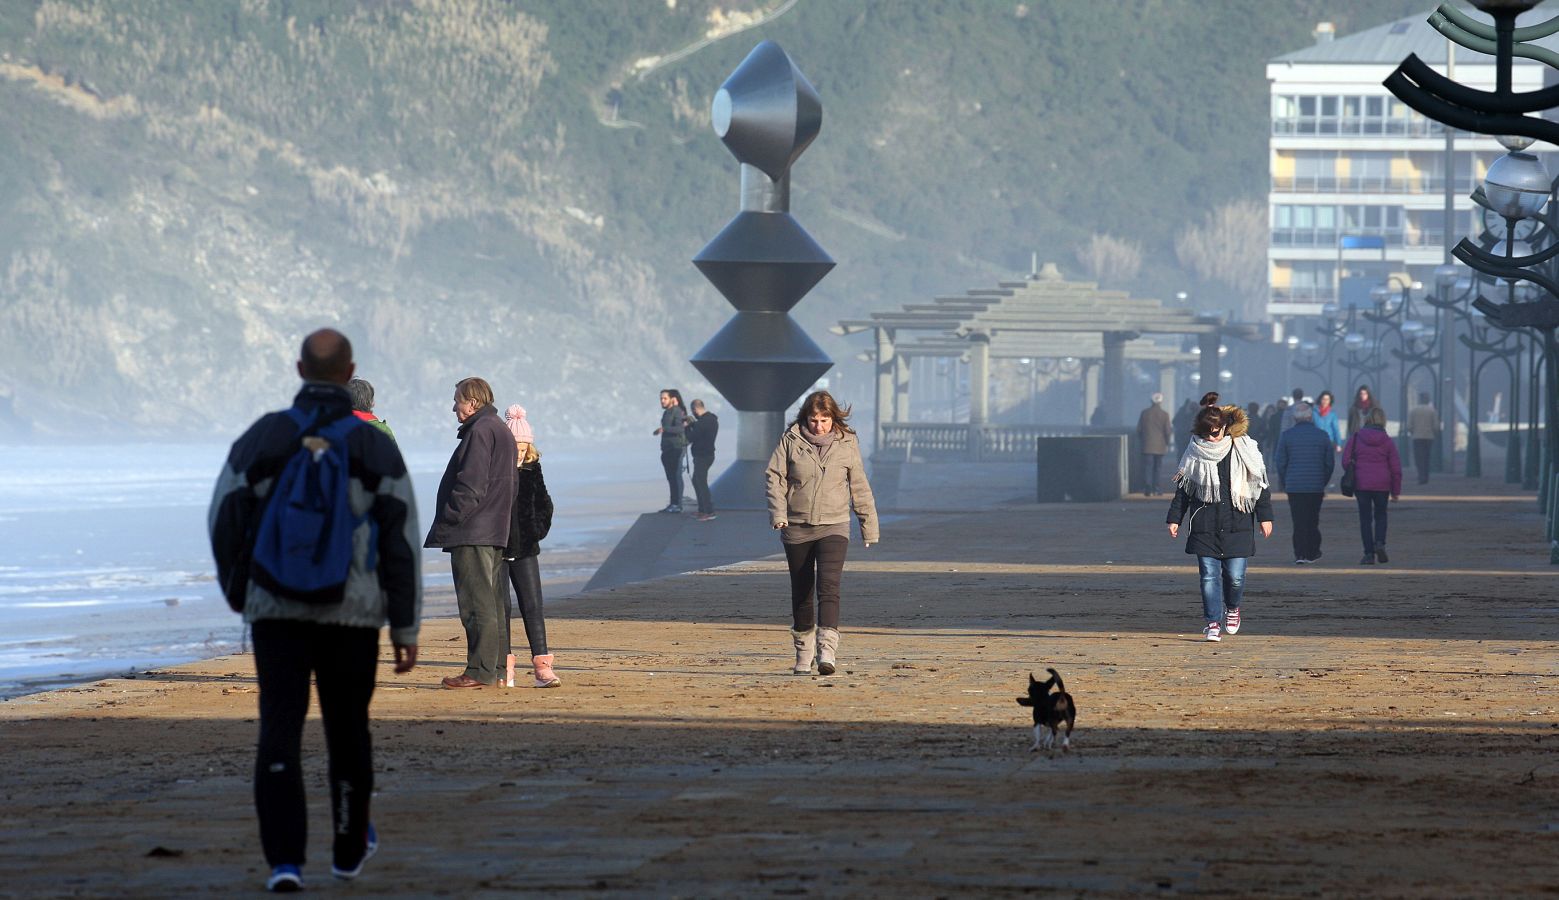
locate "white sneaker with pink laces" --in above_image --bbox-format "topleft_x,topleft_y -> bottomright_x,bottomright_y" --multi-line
1203,622 -> 1221,642
1224,607 -> 1242,635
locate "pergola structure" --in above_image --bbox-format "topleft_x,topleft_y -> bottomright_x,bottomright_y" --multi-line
836,263 -> 1263,455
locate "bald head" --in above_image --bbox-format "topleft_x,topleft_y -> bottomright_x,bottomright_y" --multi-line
297,329 -> 355,385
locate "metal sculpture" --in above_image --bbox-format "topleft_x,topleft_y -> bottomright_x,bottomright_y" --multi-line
691,41 -> 834,507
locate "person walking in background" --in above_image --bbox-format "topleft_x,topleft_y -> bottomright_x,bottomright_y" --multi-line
209,329 -> 421,892
1407,392 -> 1441,485
653,389 -> 688,513
502,405 -> 559,688
1245,402 -> 1264,448
1346,384 -> 1376,438
1343,406 -> 1402,565
1314,389 -> 1343,451
1136,392 -> 1172,496
425,377 -> 516,689
1264,399 -> 1288,458
1166,405 -> 1274,642
1172,397 -> 1197,445
346,378 -> 396,441
766,391 -> 879,676
686,398 -> 720,520
1274,401 -> 1334,565
1279,387 -> 1305,432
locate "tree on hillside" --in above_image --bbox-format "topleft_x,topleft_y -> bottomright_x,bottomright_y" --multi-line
1175,199 -> 1268,321
1074,233 -> 1143,288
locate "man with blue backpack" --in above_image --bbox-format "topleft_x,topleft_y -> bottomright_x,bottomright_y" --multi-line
209,328 -> 421,893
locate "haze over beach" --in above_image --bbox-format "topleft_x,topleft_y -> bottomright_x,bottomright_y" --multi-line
0,438 -> 661,699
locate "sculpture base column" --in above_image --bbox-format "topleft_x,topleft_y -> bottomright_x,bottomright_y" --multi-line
710,410 -> 788,510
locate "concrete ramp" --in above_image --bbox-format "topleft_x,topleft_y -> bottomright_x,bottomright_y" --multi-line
582,510 -> 780,592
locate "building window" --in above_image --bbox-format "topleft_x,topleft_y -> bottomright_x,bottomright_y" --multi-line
1272,93 -> 1444,137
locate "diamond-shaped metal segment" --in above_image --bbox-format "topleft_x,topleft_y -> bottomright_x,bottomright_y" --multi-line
710,41 -> 822,182
693,211 -> 835,312
691,312 -> 832,410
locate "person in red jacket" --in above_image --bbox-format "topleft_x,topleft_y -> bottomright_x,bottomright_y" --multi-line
1341,406 -> 1402,565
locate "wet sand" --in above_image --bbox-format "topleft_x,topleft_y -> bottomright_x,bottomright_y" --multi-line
2,476 -> 1557,896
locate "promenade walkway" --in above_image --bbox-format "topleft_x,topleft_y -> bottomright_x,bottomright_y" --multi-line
2,475 -> 1556,896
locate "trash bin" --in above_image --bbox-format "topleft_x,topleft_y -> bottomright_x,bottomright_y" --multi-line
1036,435 -> 1128,502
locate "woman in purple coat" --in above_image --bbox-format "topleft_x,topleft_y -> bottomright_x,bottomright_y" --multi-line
1341,406 -> 1402,565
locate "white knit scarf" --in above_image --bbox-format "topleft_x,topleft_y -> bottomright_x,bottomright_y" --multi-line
1173,435 -> 1268,513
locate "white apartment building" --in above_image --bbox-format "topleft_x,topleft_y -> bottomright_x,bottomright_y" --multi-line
1267,13 -> 1555,318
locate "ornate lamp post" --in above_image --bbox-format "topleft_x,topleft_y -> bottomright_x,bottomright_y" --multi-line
1365,278 -> 1441,459
1387,1 -> 1559,560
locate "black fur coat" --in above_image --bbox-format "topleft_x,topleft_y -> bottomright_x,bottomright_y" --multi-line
503,462 -> 554,559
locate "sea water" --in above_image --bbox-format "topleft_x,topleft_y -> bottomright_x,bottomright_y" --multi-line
0,439 -> 663,698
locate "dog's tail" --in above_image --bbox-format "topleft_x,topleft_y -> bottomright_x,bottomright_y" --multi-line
1047,667 -> 1065,693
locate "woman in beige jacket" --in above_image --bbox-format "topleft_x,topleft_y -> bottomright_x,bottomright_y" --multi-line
765,391 -> 879,676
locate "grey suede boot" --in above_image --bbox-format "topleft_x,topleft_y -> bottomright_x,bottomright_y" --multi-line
816,627 -> 840,675
790,628 -> 816,675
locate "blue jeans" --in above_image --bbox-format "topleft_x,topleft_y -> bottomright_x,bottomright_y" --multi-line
1197,556 -> 1246,623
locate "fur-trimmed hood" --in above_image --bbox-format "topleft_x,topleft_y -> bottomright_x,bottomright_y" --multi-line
1220,405 -> 1250,438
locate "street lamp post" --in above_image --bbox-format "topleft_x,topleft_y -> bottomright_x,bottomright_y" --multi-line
1365,278 -> 1441,461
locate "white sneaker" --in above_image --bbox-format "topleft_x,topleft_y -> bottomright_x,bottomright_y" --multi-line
1203,622 -> 1221,642
1224,607 -> 1242,635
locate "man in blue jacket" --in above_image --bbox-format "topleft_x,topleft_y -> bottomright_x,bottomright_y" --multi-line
1273,401 -> 1334,564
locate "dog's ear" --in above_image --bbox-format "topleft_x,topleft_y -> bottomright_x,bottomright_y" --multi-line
1016,697 -> 1034,706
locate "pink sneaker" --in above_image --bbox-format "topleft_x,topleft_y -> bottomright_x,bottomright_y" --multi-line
1203,622 -> 1221,642
1224,607 -> 1241,635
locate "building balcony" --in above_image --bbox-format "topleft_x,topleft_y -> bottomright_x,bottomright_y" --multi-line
1271,116 -> 1450,137
1271,175 -> 1478,194
1269,228 -> 1449,249
1269,286 -> 1336,304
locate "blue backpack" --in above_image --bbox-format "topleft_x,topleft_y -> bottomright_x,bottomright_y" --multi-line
250,408 -> 368,604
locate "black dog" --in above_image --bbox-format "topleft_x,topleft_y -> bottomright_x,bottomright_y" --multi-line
1016,668 -> 1076,752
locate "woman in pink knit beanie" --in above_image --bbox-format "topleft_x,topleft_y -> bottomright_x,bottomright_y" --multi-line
501,404 -> 559,687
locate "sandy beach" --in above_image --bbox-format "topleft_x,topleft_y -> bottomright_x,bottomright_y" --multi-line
2,475 -> 1557,896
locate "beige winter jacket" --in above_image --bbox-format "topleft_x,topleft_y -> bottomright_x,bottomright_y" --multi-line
765,424 -> 879,542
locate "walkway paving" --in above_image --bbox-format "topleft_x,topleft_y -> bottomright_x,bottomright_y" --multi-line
2,475 -> 1557,896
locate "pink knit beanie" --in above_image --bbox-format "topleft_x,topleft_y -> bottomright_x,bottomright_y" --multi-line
504,404 -> 534,443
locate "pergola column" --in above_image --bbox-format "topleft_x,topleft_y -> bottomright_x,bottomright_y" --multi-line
893,353 -> 911,423
873,326 -> 895,454
1158,364 -> 1178,414
1083,362 -> 1100,424
1101,331 -> 1132,426
968,332 -> 991,425
1198,331 -> 1222,398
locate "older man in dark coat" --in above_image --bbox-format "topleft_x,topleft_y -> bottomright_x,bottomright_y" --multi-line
1274,401 -> 1335,564
425,376 -> 516,688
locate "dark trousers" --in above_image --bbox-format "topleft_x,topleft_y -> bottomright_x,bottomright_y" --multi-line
1287,492 -> 1324,561
451,544 -> 507,683
784,535 -> 849,631
252,620 -> 378,870
505,554 -> 548,657
660,447 -> 684,507
691,454 -> 715,514
1413,439 -> 1432,484
1142,453 -> 1164,494
1355,490 -> 1389,553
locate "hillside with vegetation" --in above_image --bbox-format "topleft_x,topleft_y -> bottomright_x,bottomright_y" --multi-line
0,0 -> 1426,438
